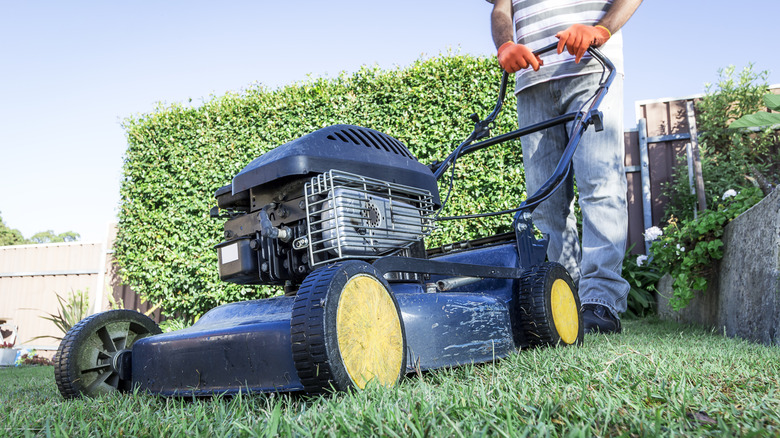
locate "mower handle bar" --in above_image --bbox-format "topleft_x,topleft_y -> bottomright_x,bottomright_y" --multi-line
432,42 -> 616,217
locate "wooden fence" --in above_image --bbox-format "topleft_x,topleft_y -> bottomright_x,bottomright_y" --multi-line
0,241 -> 110,351
623,94 -> 704,255
623,85 -> 779,256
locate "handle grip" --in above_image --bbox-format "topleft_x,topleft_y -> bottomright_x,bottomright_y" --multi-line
496,43 -> 615,104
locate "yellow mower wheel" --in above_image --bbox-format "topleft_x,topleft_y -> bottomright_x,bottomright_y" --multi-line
291,261 -> 407,393
518,262 -> 583,347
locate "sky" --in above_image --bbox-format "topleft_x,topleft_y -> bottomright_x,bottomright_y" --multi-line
1,1 -> 778,243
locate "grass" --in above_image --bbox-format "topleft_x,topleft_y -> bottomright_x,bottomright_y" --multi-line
2,317 -> 779,437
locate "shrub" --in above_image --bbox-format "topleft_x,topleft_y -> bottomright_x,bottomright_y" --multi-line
622,247 -> 661,318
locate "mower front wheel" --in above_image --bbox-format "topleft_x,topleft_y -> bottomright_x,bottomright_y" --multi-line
518,262 -> 583,348
54,310 -> 162,399
291,261 -> 407,393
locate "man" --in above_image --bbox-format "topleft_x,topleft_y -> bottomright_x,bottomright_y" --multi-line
489,0 -> 642,334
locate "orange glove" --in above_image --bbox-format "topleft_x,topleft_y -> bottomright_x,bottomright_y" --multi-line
555,24 -> 611,63
497,41 -> 543,73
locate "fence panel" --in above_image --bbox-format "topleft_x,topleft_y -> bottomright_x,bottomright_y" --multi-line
624,130 -> 645,254
0,233 -> 164,352
0,243 -> 105,350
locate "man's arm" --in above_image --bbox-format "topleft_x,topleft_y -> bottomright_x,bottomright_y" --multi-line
490,0 -> 514,50
597,0 -> 642,35
490,0 -> 542,72
556,0 -> 642,62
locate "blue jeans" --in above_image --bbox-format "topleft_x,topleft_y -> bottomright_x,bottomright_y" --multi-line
517,72 -> 629,317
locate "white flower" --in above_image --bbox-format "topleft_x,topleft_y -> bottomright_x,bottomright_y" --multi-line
636,255 -> 648,267
722,189 -> 738,200
644,226 -> 663,242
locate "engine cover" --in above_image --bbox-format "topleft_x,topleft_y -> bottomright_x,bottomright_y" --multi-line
229,124 -> 440,209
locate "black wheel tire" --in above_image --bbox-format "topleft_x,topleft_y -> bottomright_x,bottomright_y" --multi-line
54,310 -> 162,399
290,261 -> 407,394
517,262 -> 583,348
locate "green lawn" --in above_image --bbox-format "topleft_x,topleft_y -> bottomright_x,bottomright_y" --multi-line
2,318 -> 779,437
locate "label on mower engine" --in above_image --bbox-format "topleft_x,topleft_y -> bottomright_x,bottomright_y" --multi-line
220,243 -> 239,264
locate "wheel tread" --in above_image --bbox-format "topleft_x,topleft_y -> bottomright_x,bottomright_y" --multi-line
54,310 -> 161,399
518,262 -> 580,348
290,263 -> 345,393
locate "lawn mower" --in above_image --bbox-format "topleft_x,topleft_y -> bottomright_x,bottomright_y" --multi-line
54,44 -> 615,398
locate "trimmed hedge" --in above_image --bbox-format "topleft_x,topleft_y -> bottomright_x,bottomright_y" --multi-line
117,54 -> 526,319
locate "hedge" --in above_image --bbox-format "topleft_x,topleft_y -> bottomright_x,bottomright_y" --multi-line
117,54 -> 527,319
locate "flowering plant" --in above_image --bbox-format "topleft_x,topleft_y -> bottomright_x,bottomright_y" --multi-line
621,246 -> 661,317
1,341 -> 14,349
648,186 -> 764,310
17,350 -> 53,366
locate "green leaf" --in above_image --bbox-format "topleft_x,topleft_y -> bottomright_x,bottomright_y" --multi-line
729,111 -> 780,129
764,93 -> 780,111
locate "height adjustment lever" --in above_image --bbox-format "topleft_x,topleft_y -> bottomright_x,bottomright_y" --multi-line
470,113 -> 492,140
588,110 -> 604,132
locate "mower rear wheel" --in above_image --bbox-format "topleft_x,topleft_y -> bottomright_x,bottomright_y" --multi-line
291,261 -> 407,393
54,310 -> 161,399
518,262 -> 583,347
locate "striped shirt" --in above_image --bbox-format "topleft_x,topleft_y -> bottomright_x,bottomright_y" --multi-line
490,0 -> 624,93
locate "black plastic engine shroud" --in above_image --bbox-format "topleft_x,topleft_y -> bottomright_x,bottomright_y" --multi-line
227,124 -> 441,209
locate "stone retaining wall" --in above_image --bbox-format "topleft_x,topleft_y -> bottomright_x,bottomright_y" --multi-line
657,188 -> 780,346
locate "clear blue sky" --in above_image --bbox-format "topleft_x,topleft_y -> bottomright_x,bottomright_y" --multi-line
1,1 -> 777,242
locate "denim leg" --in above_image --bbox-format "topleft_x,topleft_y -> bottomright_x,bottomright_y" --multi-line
517,82 -> 582,284
517,73 -> 629,316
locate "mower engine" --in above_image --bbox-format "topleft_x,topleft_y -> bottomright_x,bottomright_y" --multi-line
213,124 -> 440,289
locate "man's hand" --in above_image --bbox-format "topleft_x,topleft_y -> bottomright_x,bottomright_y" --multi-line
497,41 -> 543,73
555,24 -> 611,63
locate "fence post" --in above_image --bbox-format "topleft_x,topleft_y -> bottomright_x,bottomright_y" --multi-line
686,100 -> 707,211
685,143 -> 698,220
638,118 -> 652,254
